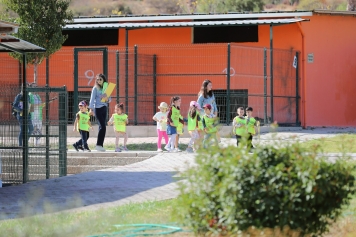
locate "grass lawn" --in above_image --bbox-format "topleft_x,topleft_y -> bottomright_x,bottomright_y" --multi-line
301,134 -> 356,153
0,199 -> 189,237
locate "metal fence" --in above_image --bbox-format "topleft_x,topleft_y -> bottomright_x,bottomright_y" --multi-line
0,84 -> 67,185
0,43 -> 300,127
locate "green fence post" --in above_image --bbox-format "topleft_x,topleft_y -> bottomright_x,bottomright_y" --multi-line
134,45 -> 138,125
226,43 -> 231,125
59,86 -> 67,177
46,57 -> 50,179
22,53 -> 28,183
73,48 -> 79,122
153,55 -> 157,123
263,48 -> 267,124
296,51 -> 300,126
116,50 -> 119,104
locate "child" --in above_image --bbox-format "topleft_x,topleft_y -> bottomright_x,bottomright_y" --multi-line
245,106 -> 257,151
175,114 -> 184,152
153,102 -> 169,152
73,101 -> 93,152
165,96 -> 184,152
108,103 -> 129,152
233,107 -> 247,147
186,101 -> 201,153
202,104 -> 219,148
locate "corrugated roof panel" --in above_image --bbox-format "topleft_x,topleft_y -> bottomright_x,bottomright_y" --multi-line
0,35 -> 46,53
64,18 -> 307,30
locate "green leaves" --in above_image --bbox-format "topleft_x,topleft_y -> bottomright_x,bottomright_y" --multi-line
175,140 -> 356,236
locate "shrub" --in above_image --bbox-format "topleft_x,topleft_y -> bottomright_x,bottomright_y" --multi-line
176,140 -> 356,236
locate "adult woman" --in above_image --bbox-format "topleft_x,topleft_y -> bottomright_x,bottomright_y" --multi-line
89,73 -> 111,152
197,79 -> 221,142
197,79 -> 218,116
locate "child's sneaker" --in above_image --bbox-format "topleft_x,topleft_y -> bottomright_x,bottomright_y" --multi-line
164,146 -> 172,152
170,148 -> 179,153
73,143 -> 79,152
177,148 -> 182,152
84,148 -> 91,152
186,147 -> 194,153
115,147 -> 121,152
120,146 -> 129,151
157,148 -> 163,152
95,145 -> 106,152
78,145 -> 84,151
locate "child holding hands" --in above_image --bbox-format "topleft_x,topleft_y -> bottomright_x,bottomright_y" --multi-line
108,103 -> 129,152
73,101 -> 93,152
165,96 -> 184,152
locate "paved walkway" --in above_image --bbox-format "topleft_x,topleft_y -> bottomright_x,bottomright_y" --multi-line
1,127 -> 356,219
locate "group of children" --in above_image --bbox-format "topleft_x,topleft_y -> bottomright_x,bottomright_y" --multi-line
72,97 -> 258,153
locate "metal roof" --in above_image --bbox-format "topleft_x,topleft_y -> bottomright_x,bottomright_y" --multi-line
0,20 -> 18,34
313,10 -> 356,15
64,18 -> 307,30
72,11 -> 313,24
0,34 -> 46,53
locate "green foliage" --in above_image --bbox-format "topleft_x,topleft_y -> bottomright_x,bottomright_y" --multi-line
176,140 -> 356,236
195,0 -> 264,13
2,0 -> 73,65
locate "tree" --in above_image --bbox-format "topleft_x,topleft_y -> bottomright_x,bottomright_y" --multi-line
2,0 -> 73,84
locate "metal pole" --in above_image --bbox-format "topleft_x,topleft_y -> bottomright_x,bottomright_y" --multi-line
270,24 -> 274,123
22,53 -> 28,183
116,51 -> 119,104
134,45 -> 138,125
45,57 -> 50,179
73,49 -> 78,122
153,55 -> 157,124
226,43 -> 231,125
263,48 -> 267,124
125,29 -> 129,115
296,52 -> 300,126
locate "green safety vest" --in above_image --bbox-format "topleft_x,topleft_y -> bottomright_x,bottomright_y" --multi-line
234,116 -> 247,136
204,115 -> 217,134
114,113 -> 128,132
245,116 -> 256,135
77,112 -> 90,131
188,113 -> 198,131
171,106 -> 180,127
177,115 -> 183,134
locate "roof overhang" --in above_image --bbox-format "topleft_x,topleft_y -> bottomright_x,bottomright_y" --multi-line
0,20 -> 19,34
71,11 -> 313,24
313,10 -> 356,16
0,34 -> 46,53
64,18 -> 308,30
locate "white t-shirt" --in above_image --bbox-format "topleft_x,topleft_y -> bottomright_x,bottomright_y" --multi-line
153,111 -> 168,131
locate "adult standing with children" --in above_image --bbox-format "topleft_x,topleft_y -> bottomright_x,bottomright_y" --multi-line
89,73 -> 111,152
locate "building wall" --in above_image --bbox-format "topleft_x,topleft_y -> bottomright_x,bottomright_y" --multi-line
302,14 -> 356,126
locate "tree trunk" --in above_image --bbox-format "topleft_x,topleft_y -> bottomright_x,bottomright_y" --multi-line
347,0 -> 356,11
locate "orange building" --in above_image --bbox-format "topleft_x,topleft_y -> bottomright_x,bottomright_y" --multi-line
1,10 -> 356,127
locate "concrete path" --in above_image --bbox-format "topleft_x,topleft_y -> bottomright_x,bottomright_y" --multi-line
1,127 -> 356,219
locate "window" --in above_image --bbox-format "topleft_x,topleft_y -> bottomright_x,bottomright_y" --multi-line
62,29 -> 118,46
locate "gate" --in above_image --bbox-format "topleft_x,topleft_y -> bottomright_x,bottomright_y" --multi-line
73,48 -> 108,122
0,85 -> 68,185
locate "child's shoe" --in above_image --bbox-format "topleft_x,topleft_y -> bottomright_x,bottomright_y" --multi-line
120,146 -> 129,151
170,148 -> 179,153
157,148 -> 163,152
73,143 -> 79,152
95,145 -> 106,152
78,145 -> 84,151
186,147 -> 194,153
84,148 -> 91,152
115,147 -> 121,152
164,145 -> 172,152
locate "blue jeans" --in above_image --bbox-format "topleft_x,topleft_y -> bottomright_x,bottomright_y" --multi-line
94,106 -> 107,146
17,115 -> 34,147
203,133 -> 218,148
75,130 -> 90,149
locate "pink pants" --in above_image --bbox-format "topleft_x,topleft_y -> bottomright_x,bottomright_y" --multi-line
157,129 -> 168,148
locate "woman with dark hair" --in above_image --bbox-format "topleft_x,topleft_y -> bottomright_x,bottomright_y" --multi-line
197,80 -> 218,116
88,73 -> 111,152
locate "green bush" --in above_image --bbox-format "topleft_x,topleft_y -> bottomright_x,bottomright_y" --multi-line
176,140 -> 356,236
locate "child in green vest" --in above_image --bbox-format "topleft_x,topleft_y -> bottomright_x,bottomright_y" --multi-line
233,107 -> 247,147
175,114 -> 184,152
73,101 -> 93,152
245,107 -> 257,151
165,96 -> 184,152
202,104 -> 219,148
108,103 -> 129,152
186,101 -> 202,153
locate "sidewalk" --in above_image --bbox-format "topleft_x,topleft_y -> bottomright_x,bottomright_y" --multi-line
1,127 -> 356,219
